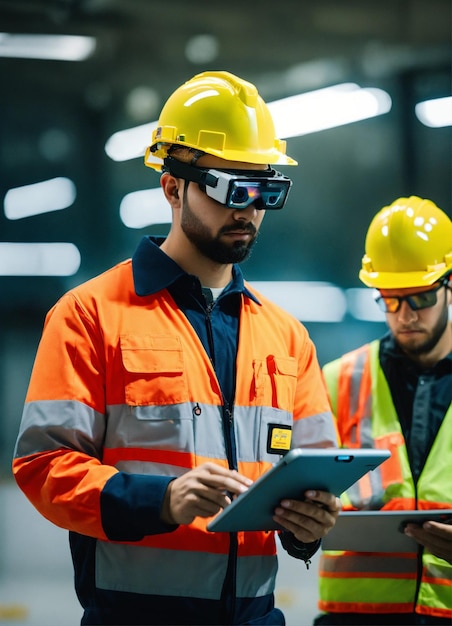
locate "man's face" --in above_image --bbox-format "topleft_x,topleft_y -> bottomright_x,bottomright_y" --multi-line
378,282 -> 450,358
178,155 -> 267,264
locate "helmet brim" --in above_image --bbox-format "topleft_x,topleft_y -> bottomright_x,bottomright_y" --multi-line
359,267 -> 451,289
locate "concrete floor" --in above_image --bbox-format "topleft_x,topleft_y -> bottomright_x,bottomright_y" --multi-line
0,481 -> 321,626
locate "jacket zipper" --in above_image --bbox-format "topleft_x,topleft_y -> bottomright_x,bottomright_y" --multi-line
205,305 -> 239,624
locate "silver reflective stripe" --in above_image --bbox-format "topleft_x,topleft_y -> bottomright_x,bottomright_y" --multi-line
105,402 -> 199,454
234,405 -> 292,462
107,403 -> 293,463
294,411 -> 339,448
237,554 -> 277,597
349,350 -> 368,417
107,403 -> 237,460
16,399 -> 337,466
96,542 -> 276,598
341,348 -> 385,506
14,399 -> 104,457
345,350 -> 372,446
114,460 -> 188,475
359,415 -> 374,447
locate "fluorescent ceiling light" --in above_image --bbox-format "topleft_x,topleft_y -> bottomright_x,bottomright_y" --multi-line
104,83 -> 392,162
415,96 -> 452,128
268,83 -> 392,138
346,288 -> 386,322
250,281 -> 347,322
4,177 -> 76,220
119,188 -> 171,229
185,34 -> 219,64
105,122 -> 154,163
0,33 -> 96,61
0,242 -> 81,276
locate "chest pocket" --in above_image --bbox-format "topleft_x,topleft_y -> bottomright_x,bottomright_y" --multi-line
120,334 -> 188,406
253,355 -> 298,411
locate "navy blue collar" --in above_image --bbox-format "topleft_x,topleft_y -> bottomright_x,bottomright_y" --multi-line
131,235 -> 260,303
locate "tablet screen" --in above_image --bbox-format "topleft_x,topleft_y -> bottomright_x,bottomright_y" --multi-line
207,448 -> 390,532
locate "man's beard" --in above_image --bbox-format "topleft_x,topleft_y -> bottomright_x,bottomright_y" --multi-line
180,195 -> 258,264
394,297 -> 450,357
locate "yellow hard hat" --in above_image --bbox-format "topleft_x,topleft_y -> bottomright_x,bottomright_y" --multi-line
144,71 -> 297,171
359,196 -> 452,288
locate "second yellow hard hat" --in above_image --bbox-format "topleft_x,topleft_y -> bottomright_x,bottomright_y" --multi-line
359,196 -> 452,288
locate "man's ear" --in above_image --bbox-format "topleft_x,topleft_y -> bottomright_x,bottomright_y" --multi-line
161,172 -> 182,207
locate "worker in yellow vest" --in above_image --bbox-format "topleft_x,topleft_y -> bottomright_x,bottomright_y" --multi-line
314,196 -> 452,625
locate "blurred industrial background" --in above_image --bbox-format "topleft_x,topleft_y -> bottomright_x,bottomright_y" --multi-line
0,1 -> 451,624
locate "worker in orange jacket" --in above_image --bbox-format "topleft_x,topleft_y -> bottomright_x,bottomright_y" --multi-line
13,71 -> 341,626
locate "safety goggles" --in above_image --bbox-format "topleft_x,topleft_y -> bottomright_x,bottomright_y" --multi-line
164,157 -> 292,210
374,280 -> 447,313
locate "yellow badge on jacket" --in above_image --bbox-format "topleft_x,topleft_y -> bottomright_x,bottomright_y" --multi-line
267,424 -> 292,454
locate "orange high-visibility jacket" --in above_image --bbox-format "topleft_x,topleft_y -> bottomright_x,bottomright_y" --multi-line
319,340 -> 452,619
12,251 -> 337,606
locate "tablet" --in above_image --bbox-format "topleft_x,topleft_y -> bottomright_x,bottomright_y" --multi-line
322,509 -> 452,552
207,448 -> 390,532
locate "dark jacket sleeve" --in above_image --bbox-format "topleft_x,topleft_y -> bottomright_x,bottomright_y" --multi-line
279,531 -> 321,567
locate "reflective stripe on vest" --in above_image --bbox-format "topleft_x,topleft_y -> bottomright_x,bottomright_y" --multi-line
320,340 -> 452,616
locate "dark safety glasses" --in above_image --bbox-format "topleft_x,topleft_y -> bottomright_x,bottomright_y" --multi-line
374,280 -> 447,313
164,156 -> 292,210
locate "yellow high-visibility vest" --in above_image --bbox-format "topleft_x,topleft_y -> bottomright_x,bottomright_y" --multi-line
320,340 -> 452,619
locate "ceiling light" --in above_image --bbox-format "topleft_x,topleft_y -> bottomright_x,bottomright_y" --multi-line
105,122 -> 153,162
119,189 -> 171,229
250,282 -> 347,322
4,177 -> 76,220
0,242 -> 81,276
346,288 -> 385,322
125,86 -> 160,122
415,96 -> 452,128
185,34 -> 219,64
104,83 -> 392,163
268,83 -> 392,138
0,33 -> 96,61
